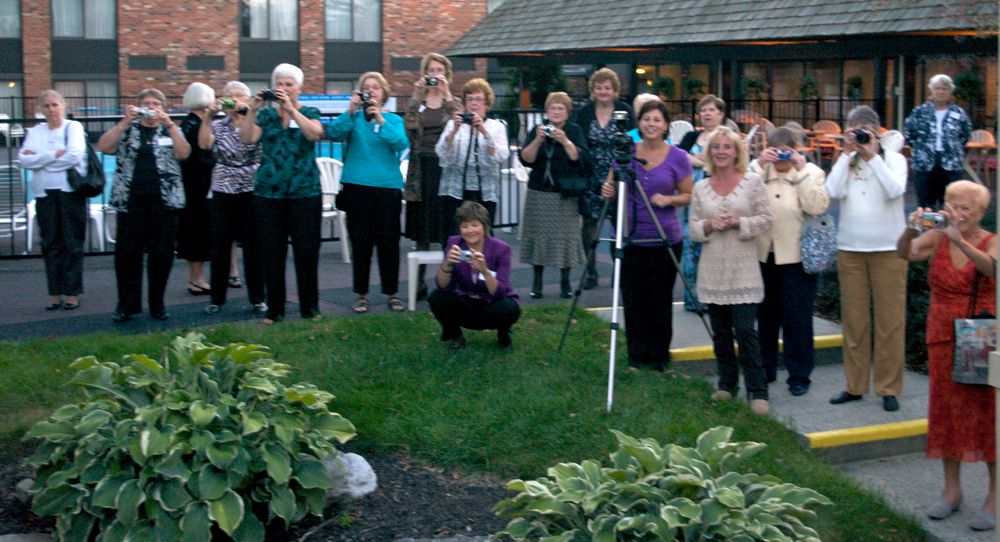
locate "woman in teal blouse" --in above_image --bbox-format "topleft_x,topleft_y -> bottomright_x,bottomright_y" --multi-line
326,71 -> 409,314
237,63 -> 324,324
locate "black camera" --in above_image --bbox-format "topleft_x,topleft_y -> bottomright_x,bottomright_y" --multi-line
359,91 -> 375,122
424,76 -> 438,87
852,128 -> 870,145
460,112 -> 474,125
610,110 -> 633,165
260,89 -> 279,102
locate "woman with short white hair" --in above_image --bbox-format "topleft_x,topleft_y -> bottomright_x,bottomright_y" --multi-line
237,63 -> 324,324
904,74 -> 973,208
177,82 -> 216,296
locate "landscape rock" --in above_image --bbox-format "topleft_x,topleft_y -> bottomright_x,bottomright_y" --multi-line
13,478 -> 33,504
324,452 -> 377,500
0,534 -> 52,542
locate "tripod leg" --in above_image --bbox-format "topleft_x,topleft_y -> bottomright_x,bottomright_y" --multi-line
557,195 -> 615,353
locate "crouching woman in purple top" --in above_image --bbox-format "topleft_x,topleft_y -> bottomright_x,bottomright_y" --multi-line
601,99 -> 693,371
429,201 -> 521,350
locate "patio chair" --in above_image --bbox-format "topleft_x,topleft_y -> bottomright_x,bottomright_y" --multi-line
668,120 -> 694,145
879,130 -> 905,153
0,163 -> 27,241
316,157 -> 350,263
811,120 -> 841,134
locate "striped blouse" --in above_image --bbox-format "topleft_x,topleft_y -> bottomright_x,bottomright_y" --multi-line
209,116 -> 261,194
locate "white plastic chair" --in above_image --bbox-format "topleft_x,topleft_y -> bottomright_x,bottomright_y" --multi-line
0,162 -> 27,240
879,130 -> 905,154
668,120 -> 694,145
25,200 -> 107,253
316,157 -> 350,263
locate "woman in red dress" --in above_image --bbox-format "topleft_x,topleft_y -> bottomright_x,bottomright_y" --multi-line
897,180 -> 996,531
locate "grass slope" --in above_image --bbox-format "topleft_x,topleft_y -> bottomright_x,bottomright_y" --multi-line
0,306 -> 924,541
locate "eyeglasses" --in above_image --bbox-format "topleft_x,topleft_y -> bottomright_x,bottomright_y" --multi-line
464,96 -> 487,103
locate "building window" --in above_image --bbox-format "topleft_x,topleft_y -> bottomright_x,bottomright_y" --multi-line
325,0 -> 380,42
241,0 -> 298,40
326,80 -> 354,95
0,79 -> 22,119
52,0 -> 115,39
54,80 -> 119,116
0,0 -> 19,38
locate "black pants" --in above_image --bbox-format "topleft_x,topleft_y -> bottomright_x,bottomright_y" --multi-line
581,217 -> 601,279
255,195 -> 321,319
758,255 -> 817,386
621,243 -> 681,370
914,153 -> 963,208
115,195 -> 177,315
210,191 -> 264,307
439,192 -> 496,247
427,288 -> 521,340
37,189 -> 86,296
709,303 -> 768,400
340,183 -> 402,296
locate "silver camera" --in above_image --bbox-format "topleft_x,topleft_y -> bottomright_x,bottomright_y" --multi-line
542,124 -> 556,136
136,107 -> 158,119
458,249 -> 473,262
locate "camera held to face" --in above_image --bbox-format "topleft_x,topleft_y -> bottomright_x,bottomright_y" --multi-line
915,211 -> 947,232
424,76 -> 438,87
136,107 -> 158,119
851,128 -> 870,145
460,112 -> 474,125
458,249 -> 473,262
775,149 -> 793,161
359,91 -> 376,122
542,124 -> 556,136
260,89 -> 279,102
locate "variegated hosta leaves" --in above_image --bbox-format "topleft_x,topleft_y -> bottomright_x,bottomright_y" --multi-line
495,427 -> 831,541
24,332 -> 357,542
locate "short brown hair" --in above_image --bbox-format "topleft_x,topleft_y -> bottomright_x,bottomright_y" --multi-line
767,126 -> 801,148
588,68 -> 621,100
462,78 -> 495,108
455,200 -> 491,235
544,91 -> 572,113
697,94 -> 725,113
357,72 -> 391,105
137,88 -> 166,107
703,127 -> 748,175
420,53 -> 453,82
638,99 -> 670,124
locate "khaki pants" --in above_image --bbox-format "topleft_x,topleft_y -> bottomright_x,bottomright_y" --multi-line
837,250 -> 907,397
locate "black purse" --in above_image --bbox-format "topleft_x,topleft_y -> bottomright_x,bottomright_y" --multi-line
541,141 -> 588,198
64,122 -> 106,198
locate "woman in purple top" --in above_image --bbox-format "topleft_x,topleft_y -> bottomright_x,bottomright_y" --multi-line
429,201 -> 521,350
602,100 -> 693,370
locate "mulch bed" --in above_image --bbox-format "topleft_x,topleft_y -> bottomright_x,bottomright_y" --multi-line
0,443 -> 513,541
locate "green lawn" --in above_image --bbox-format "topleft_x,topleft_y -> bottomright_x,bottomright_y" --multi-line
0,306 -> 925,541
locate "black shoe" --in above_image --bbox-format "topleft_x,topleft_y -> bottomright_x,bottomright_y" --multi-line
416,283 -> 429,301
529,291 -> 543,299
448,336 -> 466,350
789,384 -> 809,397
45,301 -> 63,311
62,301 -> 79,310
829,391 -> 863,404
582,276 -> 598,290
882,395 -> 900,412
111,310 -> 131,323
497,328 -> 512,348
560,288 -> 573,299
150,309 -> 170,321
204,304 -> 221,315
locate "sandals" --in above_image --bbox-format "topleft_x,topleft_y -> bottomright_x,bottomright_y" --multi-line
187,281 -> 211,296
229,276 -> 243,288
353,297 -> 369,314
387,295 -> 405,312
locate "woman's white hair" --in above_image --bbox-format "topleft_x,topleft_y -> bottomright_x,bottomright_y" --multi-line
928,74 -> 955,92
182,82 -> 215,109
36,90 -> 65,109
221,81 -> 251,97
271,63 -> 304,89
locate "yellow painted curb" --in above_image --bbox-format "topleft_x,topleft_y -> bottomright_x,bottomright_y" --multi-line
806,419 -> 928,449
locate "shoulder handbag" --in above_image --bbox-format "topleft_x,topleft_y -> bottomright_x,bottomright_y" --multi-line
65,121 -> 106,198
541,140 -> 588,198
799,213 -> 837,274
952,271 -> 996,386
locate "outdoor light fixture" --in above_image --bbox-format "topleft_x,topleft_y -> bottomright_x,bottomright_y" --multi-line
635,67 -> 646,74
6,82 -> 14,88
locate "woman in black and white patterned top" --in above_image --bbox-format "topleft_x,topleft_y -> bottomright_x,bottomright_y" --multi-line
197,81 -> 265,315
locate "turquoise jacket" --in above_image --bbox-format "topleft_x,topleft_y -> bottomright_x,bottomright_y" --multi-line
326,110 -> 408,188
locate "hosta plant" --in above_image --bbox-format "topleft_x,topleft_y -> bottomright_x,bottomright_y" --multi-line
494,426 -> 832,542
24,332 -> 356,542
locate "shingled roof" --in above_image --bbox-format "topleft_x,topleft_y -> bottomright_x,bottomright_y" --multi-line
447,0 -> 997,56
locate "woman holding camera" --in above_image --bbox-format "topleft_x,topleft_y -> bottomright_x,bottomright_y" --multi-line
435,78 -> 510,241
749,126 -> 829,396
97,88 -> 191,322
572,68 -> 634,290
897,180 -> 996,530
688,127 -> 772,413
177,82 -> 215,297
326,71 -> 409,314
601,100 -> 693,371
826,106 -> 908,412
237,63 -> 324,324
18,90 -> 87,311
429,201 -> 520,350
519,92 -> 589,299
904,74 -> 972,209
198,81 -> 265,315
404,53 -> 460,298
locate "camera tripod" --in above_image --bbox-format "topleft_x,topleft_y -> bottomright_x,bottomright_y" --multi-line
556,158 -> 712,412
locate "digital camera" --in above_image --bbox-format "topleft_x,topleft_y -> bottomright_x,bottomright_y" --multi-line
219,98 -> 236,109
775,149 -> 793,161
260,89 -> 279,102
359,91 -> 376,122
916,212 -> 947,232
460,112 -> 474,125
542,124 -> 556,136
458,249 -> 473,262
136,107 -> 158,119
851,128 -> 870,144
424,76 -> 438,87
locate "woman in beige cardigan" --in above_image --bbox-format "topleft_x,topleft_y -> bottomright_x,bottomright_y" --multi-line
749,126 -> 829,397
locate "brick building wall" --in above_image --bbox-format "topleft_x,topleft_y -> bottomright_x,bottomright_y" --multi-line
20,0 -> 52,103
299,0 -> 326,94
